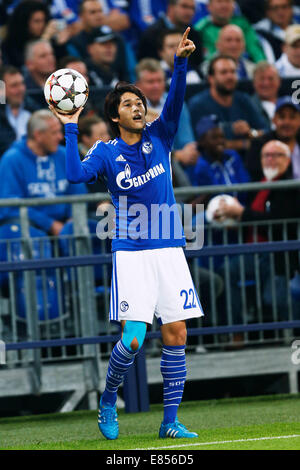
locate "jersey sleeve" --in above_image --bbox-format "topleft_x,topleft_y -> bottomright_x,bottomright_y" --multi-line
159,55 -> 188,149
64,123 -> 106,184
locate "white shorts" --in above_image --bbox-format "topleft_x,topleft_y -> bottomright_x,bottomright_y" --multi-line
109,247 -> 204,325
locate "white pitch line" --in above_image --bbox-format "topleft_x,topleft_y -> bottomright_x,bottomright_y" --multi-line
133,434 -> 300,450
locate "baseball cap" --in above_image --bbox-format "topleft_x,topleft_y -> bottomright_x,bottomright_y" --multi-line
195,115 -> 220,139
275,96 -> 300,113
285,24 -> 300,45
87,25 -> 117,45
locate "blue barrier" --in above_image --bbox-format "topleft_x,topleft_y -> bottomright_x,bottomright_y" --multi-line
5,321 -> 300,351
0,240 -> 300,273
1,239 -> 300,412
5,320 -> 300,414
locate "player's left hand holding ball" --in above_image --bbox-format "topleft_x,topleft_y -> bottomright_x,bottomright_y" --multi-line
176,27 -> 196,58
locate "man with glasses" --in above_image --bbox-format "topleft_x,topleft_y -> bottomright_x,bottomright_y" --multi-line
213,139 -> 300,329
275,24 -> 300,76
245,96 -> 300,181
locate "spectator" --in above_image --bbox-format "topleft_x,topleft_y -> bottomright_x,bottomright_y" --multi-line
23,40 -> 56,109
188,55 -> 268,155
251,62 -> 281,129
191,115 -> 250,196
275,24 -> 300,77
236,0 -> 267,24
136,58 -> 198,167
86,26 -> 130,86
195,0 -> 266,63
58,54 -> 107,117
201,24 -> 256,79
98,0 -> 131,33
129,0 -> 168,33
78,114 -> 111,213
189,114 -> 250,272
158,28 -> 202,84
67,0 -> 135,81
137,0 -> 203,72
50,0 -> 131,33
194,0 -> 244,23
128,0 -> 168,51
67,0 -> 105,58
254,0 -> 298,63
0,110 -> 86,236
78,115 -> 111,158
0,65 -> 38,158
58,55 -> 90,83
215,140 -> 300,325
48,0 -> 79,27
1,1 -> 70,68
245,96 -> 300,181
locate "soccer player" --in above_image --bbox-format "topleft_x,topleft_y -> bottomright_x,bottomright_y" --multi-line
50,28 -> 203,440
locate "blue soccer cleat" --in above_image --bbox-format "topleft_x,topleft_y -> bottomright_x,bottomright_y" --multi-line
98,396 -> 119,440
159,418 -> 198,439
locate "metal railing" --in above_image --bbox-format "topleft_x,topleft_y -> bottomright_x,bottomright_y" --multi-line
0,179 -> 300,366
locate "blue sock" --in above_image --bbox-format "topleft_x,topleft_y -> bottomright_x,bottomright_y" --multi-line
160,345 -> 187,424
102,340 -> 137,406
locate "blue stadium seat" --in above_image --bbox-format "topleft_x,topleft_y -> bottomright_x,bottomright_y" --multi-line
0,223 -> 60,320
290,272 -> 300,302
58,219 -> 108,283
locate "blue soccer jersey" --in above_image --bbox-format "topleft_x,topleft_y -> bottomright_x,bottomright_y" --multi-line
64,56 -> 188,252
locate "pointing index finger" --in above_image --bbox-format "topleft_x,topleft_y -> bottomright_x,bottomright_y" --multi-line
181,27 -> 190,43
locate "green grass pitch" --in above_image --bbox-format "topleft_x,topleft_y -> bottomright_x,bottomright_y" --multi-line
0,394 -> 299,450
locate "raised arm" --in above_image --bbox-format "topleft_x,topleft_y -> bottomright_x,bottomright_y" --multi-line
161,28 -> 196,141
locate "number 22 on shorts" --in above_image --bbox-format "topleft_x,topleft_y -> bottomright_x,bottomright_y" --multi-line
180,288 -> 197,310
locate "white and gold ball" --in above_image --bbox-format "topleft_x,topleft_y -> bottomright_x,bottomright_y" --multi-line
44,68 -> 89,114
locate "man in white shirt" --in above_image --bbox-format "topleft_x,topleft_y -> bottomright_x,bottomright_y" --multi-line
276,24 -> 300,77
254,0 -> 298,63
251,61 -> 281,129
0,65 -> 36,157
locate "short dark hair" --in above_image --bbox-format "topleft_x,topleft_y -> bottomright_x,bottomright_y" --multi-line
79,0 -> 100,15
158,27 -> 183,51
58,55 -> 84,69
207,54 -> 237,76
0,65 -> 22,80
78,115 -> 105,141
104,82 -> 147,138
265,0 -> 293,10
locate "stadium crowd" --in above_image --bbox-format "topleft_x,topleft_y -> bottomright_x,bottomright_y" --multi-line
1,0 -> 300,332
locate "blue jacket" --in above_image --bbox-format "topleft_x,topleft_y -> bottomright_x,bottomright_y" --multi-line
190,149 -> 250,269
190,149 -> 250,204
0,138 -> 87,233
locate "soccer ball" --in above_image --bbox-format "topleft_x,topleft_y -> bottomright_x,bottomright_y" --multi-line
206,194 -> 238,227
44,68 -> 89,114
